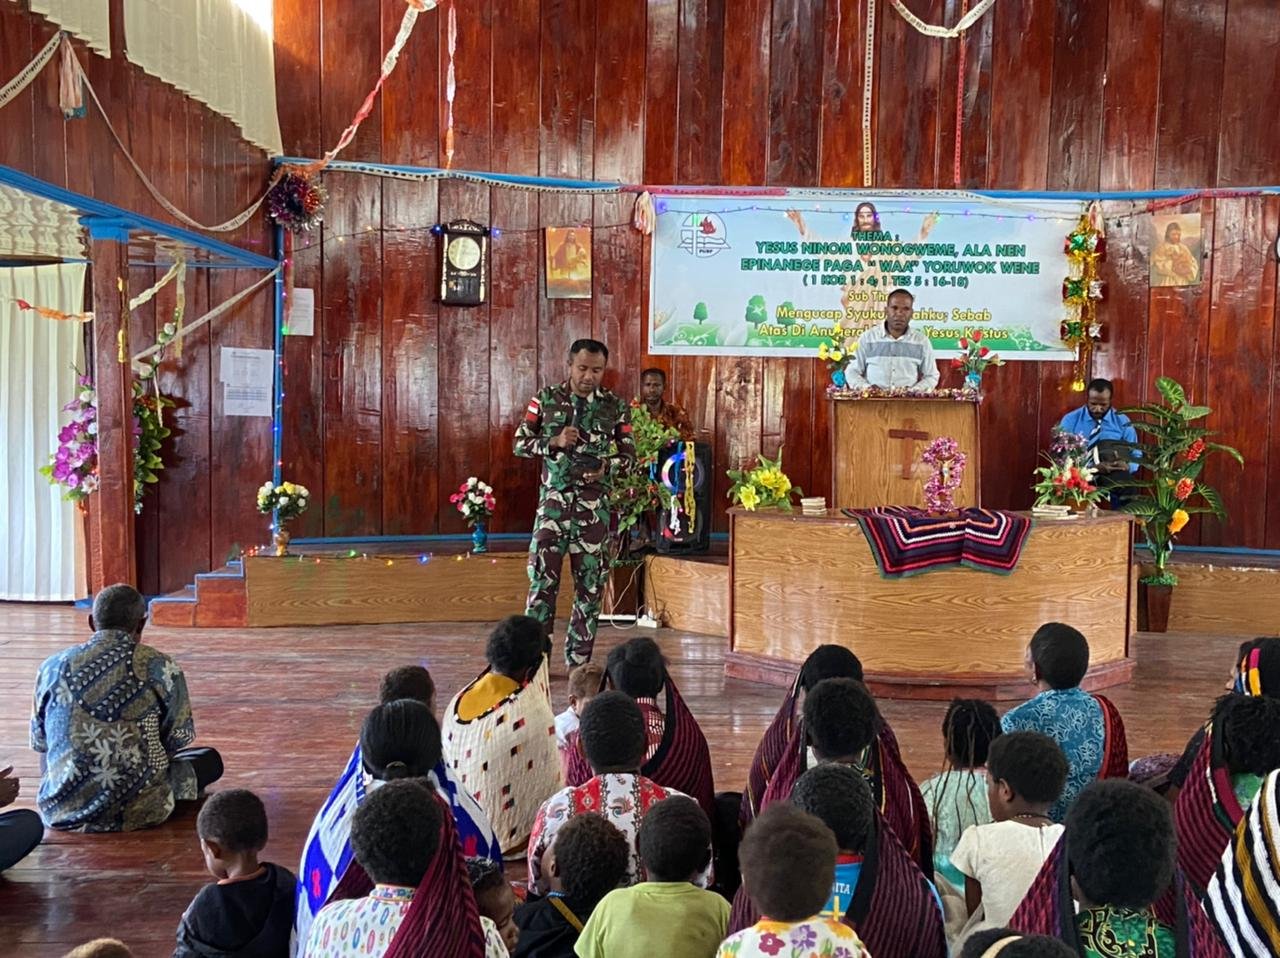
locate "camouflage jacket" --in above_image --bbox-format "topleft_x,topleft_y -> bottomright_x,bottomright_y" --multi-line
514,383 -> 636,492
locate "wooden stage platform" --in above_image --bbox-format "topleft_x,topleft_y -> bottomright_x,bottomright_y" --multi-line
0,604 -> 1261,956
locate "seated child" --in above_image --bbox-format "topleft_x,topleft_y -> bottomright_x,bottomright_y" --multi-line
959,929 -> 1076,957
719,803 -> 869,957
920,699 -> 1001,891
468,857 -> 520,956
951,732 -> 1067,938
173,789 -> 296,958
304,779 -> 508,957
513,813 -> 630,958
575,796 -> 728,958
556,663 -> 603,781
1010,780 -> 1227,956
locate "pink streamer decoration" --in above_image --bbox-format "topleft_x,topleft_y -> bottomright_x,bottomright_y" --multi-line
445,2 -> 457,169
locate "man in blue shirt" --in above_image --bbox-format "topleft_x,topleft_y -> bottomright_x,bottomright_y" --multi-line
1058,379 -> 1139,508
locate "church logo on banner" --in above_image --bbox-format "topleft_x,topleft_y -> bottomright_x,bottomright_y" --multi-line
677,212 -> 730,259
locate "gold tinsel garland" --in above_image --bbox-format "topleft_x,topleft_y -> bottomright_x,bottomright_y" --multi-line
1060,203 -> 1107,390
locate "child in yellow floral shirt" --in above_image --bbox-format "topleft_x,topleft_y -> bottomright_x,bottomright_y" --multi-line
718,804 -> 868,958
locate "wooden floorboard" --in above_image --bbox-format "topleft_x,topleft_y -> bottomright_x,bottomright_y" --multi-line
0,602 -> 1248,956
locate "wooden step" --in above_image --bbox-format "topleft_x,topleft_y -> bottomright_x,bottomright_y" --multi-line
148,561 -> 248,629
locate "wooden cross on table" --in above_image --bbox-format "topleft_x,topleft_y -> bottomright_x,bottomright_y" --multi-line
887,419 -> 929,479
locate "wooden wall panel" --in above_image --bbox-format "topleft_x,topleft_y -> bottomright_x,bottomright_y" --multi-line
18,0 -> 1276,599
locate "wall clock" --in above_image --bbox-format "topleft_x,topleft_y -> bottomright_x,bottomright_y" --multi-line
439,219 -> 490,306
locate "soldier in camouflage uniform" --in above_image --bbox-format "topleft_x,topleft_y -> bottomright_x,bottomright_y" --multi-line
514,339 -> 635,666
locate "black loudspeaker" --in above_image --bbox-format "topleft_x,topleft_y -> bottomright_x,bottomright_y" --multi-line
655,441 -> 712,554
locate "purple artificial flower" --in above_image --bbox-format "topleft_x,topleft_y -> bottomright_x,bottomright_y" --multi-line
66,472 -> 80,488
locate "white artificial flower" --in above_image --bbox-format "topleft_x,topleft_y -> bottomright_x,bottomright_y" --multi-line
87,421 -> 98,435
279,496 -> 289,505
163,322 -> 176,336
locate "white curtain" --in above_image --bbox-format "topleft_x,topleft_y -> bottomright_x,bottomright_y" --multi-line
0,264 -> 86,601
123,0 -> 283,156
25,0 -> 112,58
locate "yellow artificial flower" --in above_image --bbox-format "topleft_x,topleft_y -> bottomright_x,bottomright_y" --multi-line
833,324 -> 844,336
818,342 -> 830,359
1168,509 -> 1190,534
738,485 -> 760,510
830,349 -> 844,362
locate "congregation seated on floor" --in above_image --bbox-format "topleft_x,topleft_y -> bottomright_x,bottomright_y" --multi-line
20,588 -> 1280,957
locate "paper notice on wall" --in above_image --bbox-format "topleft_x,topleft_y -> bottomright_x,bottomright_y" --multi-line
285,287 -> 314,336
219,346 -> 274,417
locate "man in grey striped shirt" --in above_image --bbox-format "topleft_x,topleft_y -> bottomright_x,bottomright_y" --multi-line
845,289 -> 940,392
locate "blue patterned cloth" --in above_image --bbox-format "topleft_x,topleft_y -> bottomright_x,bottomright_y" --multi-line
293,743 -> 502,953
1002,688 -> 1104,822
30,629 -> 197,832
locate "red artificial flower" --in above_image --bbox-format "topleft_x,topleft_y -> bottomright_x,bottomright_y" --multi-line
979,346 -> 990,357
1175,477 -> 1194,500
958,337 -> 969,349
972,329 -> 983,342
1186,439 -> 1206,463
951,358 -> 965,369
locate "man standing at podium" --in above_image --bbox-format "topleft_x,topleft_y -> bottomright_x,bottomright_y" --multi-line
845,289 -> 940,392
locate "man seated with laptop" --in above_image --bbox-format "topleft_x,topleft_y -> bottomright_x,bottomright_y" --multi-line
1057,378 -> 1140,505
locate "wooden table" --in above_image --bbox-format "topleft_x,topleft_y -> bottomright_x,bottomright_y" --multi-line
725,508 -> 1135,699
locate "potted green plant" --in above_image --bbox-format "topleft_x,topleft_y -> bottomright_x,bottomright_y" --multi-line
1120,377 -> 1242,632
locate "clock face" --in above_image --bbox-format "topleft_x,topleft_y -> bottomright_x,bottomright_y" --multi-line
447,235 -> 482,271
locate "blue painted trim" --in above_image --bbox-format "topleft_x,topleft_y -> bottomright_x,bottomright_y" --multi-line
293,533 -> 531,544
80,215 -> 131,243
271,224 -> 285,489
274,157 -> 626,192
0,164 -> 279,270
1135,543 -> 1280,559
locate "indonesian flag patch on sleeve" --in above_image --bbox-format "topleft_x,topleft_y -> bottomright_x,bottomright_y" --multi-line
524,397 -> 541,423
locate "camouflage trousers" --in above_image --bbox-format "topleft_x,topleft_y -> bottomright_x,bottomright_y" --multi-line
525,485 -> 613,665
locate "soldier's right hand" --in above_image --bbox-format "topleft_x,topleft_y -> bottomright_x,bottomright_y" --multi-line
552,426 -> 581,449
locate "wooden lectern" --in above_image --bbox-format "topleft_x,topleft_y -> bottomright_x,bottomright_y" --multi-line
830,396 -> 981,509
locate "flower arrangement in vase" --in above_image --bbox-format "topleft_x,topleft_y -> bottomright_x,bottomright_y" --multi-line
727,448 -> 801,511
816,324 -> 855,387
950,329 -> 1003,391
1119,377 -> 1242,588
450,477 -> 496,552
921,437 -> 967,513
256,480 -> 311,555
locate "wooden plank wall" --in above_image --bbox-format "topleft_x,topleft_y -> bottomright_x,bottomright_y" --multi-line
0,2 -> 274,595
265,0 -> 1280,554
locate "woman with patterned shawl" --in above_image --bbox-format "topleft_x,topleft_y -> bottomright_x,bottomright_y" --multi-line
294,699 -> 502,953
729,762 -> 946,958
1206,768 -> 1280,956
443,615 -> 561,853
1010,780 -> 1227,958
1000,623 -> 1128,822
1172,691 -> 1280,894
303,779 -> 496,958
753,674 -> 935,878
561,637 -> 715,821
740,645 -> 865,829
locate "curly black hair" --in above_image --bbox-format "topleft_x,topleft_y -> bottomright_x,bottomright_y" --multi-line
486,614 -> 547,679
959,930 -> 1077,958
579,690 -> 646,772
798,645 -> 864,691
739,803 -> 837,922
1066,780 -> 1174,910
606,637 -> 666,699
986,731 -> 1068,805
791,763 -> 873,853
360,699 -> 443,780
1214,693 -> 1280,775
465,856 -> 506,895
637,796 -> 712,881
1028,622 -> 1090,690
350,779 -> 442,887
552,812 -> 630,906
196,788 -> 268,852
379,665 -> 435,707
943,698 -> 1002,768
803,678 -> 880,761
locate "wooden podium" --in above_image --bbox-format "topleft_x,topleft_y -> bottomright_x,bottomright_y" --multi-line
830,395 -> 981,509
